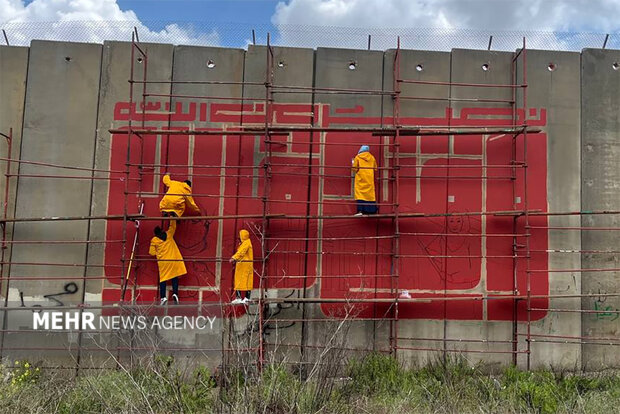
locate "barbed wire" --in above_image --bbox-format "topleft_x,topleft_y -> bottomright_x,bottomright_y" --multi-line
0,20 -> 618,51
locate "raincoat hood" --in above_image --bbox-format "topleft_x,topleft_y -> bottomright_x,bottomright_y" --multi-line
356,151 -> 374,162
239,229 -> 250,241
358,145 -> 370,154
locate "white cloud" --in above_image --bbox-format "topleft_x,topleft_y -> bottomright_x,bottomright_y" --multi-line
0,0 -> 219,46
271,0 -> 619,50
272,0 -> 620,31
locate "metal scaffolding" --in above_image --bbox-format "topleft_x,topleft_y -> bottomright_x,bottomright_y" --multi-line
0,34 -> 619,373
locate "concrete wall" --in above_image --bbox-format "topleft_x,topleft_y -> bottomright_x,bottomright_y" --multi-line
0,40 -> 617,370
520,50 -> 581,368
581,48 -> 620,369
3,41 -> 102,363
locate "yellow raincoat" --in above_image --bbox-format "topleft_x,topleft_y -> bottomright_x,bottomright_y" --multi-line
232,229 -> 253,291
149,221 -> 187,283
159,174 -> 200,217
352,151 -> 377,202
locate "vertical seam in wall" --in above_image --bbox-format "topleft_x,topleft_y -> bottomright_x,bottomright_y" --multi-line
576,51 -> 583,369
231,48 -> 247,292
579,50 -> 585,367
300,47 -> 318,365
444,48 -> 453,358
76,44 -> 104,373
373,49 -> 386,352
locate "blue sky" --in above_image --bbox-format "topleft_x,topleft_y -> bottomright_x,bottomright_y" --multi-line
117,0 -> 278,24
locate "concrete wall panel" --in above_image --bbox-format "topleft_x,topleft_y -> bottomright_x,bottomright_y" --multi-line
449,49 -> 515,365
0,45 -> 29,359
581,48 -> 620,369
518,50 -> 581,369
313,48 -> 386,359
243,45 -> 316,363
87,41 -> 173,295
82,41 -> 173,367
0,46 -> 28,228
170,45 -> 246,364
383,49 -> 451,365
4,40 -> 102,363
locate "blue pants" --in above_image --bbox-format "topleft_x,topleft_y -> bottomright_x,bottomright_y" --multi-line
160,277 -> 179,299
356,200 -> 378,214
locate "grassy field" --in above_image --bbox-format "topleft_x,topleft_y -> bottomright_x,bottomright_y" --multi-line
1,354 -> 620,413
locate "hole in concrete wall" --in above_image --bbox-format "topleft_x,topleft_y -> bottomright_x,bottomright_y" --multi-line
348,61 -> 357,70
277,61 -> 286,68
137,57 -> 143,63
415,64 -> 424,72
207,60 -> 215,68
481,63 -> 489,71
547,63 -> 556,72
613,62 -> 620,71
64,56 -> 71,62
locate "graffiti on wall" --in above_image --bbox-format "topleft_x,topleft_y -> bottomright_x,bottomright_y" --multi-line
103,101 -> 549,321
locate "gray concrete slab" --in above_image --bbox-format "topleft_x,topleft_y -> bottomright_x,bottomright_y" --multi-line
87,41 -> 173,293
517,50 -> 581,369
0,45 -> 29,360
312,48 -> 386,357
0,46 -> 28,227
581,48 -> 620,369
449,49 -> 515,365
243,45 -> 315,364
84,41 -> 173,367
383,49 -> 451,366
4,40 -> 102,364
10,40 -> 102,293
170,45 -> 246,366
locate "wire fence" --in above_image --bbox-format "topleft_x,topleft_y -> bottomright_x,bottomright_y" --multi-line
1,20 -> 619,51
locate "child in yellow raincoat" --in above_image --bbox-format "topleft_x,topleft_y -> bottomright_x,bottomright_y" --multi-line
159,174 -> 201,217
351,145 -> 378,216
149,220 -> 186,305
229,229 -> 253,304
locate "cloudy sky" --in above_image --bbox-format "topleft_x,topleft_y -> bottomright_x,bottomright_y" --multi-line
1,0 -> 619,47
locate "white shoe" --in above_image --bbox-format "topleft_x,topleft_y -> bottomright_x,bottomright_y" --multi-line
399,290 -> 411,299
172,294 -> 179,304
160,297 -> 168,306
242,297 -> 249,304
231,298 -> 242,304
354,212 -> 363,216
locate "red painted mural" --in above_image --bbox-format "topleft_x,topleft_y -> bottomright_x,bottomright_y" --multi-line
103,101 -> 548,321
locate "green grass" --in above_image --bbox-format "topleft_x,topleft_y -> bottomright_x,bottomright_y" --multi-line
1,354 -> 620,413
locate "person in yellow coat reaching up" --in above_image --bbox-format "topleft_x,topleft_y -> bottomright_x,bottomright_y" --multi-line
149,220 -> 186,305
351,145 -> 378,216
159,173 -> 201,217
229,229 -> 253,304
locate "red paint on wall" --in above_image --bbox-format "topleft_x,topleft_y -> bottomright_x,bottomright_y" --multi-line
104,102 -> 548,321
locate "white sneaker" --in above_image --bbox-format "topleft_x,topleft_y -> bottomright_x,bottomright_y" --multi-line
242,297 -> 249,304
231,298 -> 242,304
399,290 -> 411,299
354,212 -> 363,216
172,294 -> 179,304
160,297 -> 168,306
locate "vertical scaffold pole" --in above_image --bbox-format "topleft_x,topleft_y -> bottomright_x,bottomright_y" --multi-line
259,33 -> 274,370
510,44 -> 519,366
391,38 -> 402,357
120,34 -> 136,303
522,37 -> 532,371
0,128 -> 12,359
